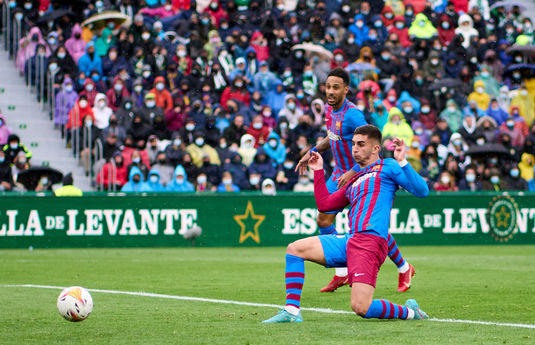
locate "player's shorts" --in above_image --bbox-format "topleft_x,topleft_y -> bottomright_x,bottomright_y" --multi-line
347,232 -> 388,288
322,174 -> 344,214
319,233 -> 351,268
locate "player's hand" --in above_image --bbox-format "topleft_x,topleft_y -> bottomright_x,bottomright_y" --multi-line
392,137 -> 407,163
308,151 -> 324,171
337,169 -> 357,189
295,151 -> 311,175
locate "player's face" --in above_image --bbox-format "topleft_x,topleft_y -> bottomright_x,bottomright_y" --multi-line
352,134 -> 380,166
325,76 -> 348,109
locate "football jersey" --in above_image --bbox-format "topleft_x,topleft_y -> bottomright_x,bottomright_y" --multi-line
325,98 -> 367,179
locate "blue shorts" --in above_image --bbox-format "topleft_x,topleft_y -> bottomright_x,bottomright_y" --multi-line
319,233 -> 352,268
323,175 -> 344,214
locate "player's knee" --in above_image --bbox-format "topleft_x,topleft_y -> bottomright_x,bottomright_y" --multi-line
316,214 -> 333,228
351,301 -> 370,317
286,242 -> 301,256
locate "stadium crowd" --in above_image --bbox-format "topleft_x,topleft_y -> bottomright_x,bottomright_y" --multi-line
2,0 -> 535,193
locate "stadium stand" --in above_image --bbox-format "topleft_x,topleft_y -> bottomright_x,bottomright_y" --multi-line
1,0 -> 535,192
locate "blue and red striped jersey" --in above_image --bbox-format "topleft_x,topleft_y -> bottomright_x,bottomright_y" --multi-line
325,99 -> 367,179
314,158 -> 429,240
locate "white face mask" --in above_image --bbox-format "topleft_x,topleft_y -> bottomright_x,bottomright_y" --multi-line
185,124 -> 195,131
441,176 -> 450,184
142,33 -> 151,40
197,176 -> 207,184
150,175 -> 159,183
134,85 -> 143,93
476,87 -> 484,94
521,90 -> 528,96
250,176 -> 260,185
176,176 -> 185,184
177,50 -> 186,57
223,178 -> 232,185
79,100 -> 88,108
146,100 -> 156,108
173,139 -> 181,146
253,122 -> 262,129
156,83 -> 165,91
114,84 -> 123,91
195,138 -> 205,146
86,84 -> 94,92
268,139 -> 277,148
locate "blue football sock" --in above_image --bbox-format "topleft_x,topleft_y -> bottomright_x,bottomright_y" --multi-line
319,224 -> 337,235
387,234 -> 406,269
285,254 -> 305,309
363,299 -> 409,319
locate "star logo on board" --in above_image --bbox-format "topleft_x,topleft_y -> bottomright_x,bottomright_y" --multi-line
234,201 -> 265,244
494,206 -> 511,228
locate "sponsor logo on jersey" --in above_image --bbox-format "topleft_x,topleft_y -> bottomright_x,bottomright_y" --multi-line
327,130 -> 341,141
352,172 -> 377,188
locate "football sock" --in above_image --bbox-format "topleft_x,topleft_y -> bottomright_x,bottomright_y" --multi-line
319,224 -> 337,235
284,254 -> 305,315
363,299 -> 411,319
387,234 -> 407,271
335,267 -> 348,277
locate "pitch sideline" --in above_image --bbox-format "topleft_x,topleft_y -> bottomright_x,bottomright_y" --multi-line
4,284 -> 535,330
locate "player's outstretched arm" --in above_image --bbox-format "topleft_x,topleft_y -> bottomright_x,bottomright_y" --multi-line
295,137 -> 331,175
310,152 -> 349,212
391,138 -> 429,198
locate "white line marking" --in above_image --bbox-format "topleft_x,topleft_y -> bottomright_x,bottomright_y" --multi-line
4,284 -> 535,330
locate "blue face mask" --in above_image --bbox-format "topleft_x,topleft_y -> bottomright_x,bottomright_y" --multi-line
79,78 -> 85,85
510,169 -> 520,177
91,75 -> 100,82
0,156 -> 4,163
490,176 -> 500,184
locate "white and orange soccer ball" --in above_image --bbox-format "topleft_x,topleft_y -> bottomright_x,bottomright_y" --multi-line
57,286 -> 93,322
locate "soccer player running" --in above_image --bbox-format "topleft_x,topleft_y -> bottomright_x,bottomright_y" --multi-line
263,125 -> 429,323
296,68 -> 415,293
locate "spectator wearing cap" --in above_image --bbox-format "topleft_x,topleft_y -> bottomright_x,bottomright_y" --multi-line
186,132 -> 221,167
78,42 -> 102,77
166,165 -> 195,192
138,92 -> 165,124
199,154 -> 221,186
97,152 -> 128,190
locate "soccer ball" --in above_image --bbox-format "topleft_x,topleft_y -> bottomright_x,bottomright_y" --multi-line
57,286 -> 93,322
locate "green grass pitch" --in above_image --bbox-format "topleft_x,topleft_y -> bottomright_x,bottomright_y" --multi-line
1,246 -> 534,344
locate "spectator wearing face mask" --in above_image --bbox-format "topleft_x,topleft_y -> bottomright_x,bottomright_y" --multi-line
65,24 -> 86,64
220,76 -> 250,111
96,152 -> 128,189
66,96 -> 94,153
138,93 -> 165,124
437,14 -> 455,46
293,174 -> 314,192
458,166 -> 483,191
503,164 -> 528,191
121,166 -> 151,192
500,117 -> 526,148
382,107 -> 415,147
78,42 -> 102,77
217,171 -> 240,192
55,78 -> 78,134
249,147 -> 277,181
467,80 -> 491,111
434,171 -> 458,191
482,168 -> 506,191
510,87 -> 535,126
474,115 -> 498,144
126,150 -> 150,178
408,13 -> 437,39
166,165 -> 195,192
246,115 -> 270,148
262,132 -> 286,165
422,50 -> 444,82
455,14 -> 478,49
149,76 -> 173,111
440,99 -> 463,133
106,78 -> 130,112
79,79 -> 98,107
278,95 -> 303,130
186,132 -> 221,167
144,169 -> 165,192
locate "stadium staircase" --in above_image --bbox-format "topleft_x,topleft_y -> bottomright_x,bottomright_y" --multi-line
0,48 -> 92,191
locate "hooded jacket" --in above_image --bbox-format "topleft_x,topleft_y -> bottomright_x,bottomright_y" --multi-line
0,114 -> 11,146
278,94 -> 304,129
65,24 -> 86,63
249,147 -> 278,180
238,134 -> 257,167
382,107 -> 415,146
145,169 -> 165,192
55,78 -> 79,126
78,41 -> 103,76
16,27 -> 49,73
468,80 -> 491,111
388,16 -> 411,48
262,131 -> 286,165
511,91 -> 535,126
92,93 -> 113,129
408,13 -> 437,39
150,76 -> 173,111
67,98 -> 95,130
455,14 -> 479,49
166,165 -> 195,192
348,14 -> 370,46
440,99 -> 463,132
121,166 -> 151,192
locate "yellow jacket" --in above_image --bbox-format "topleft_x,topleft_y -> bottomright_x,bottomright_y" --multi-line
186,144 -> 221,167
54,185 -> 83,196
467,80 -> 490,110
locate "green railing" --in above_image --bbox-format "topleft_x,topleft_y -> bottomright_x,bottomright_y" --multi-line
0,192 -> 534,248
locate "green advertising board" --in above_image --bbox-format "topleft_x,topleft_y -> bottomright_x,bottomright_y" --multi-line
0,192 -> 534,249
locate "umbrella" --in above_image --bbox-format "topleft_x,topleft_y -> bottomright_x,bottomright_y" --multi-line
37,9 -> 75,24
17,166 -> 63,191
490,1 -> 526,11
346,62 -> 378,72
428,78 -> 463,91
81,11 -> 132,29
291,43 -> 333,60
505,44 -> 535,57
465,144 -> 510,157
505,64 -> 535,72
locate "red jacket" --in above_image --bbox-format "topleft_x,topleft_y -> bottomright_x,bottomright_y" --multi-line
220,86 -> 250,110
246,126 -> 271,148
66,101 -> 95,129
389,17 -> 412,48
97,161 -> 128,188
150,76 -> 174,111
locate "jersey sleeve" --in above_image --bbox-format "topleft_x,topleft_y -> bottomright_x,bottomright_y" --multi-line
347,108 -> 367,130
387,160 -> 429,198
313,170 -> 349,212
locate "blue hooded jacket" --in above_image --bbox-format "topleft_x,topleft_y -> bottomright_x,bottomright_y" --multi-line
262,132 -> 286,165
248,147 -> 278,180
348,14 -> 370,46
121,166 -> 151,192
166,165 -> 195,192
145,169 -> 165,192
264,80 -> 287,116
78,41 -> 103,76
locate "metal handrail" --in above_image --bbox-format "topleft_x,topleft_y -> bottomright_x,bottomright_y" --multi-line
2,2 -> 9,52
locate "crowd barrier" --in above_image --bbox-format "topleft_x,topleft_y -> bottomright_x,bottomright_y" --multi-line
0,192 -> 534,248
